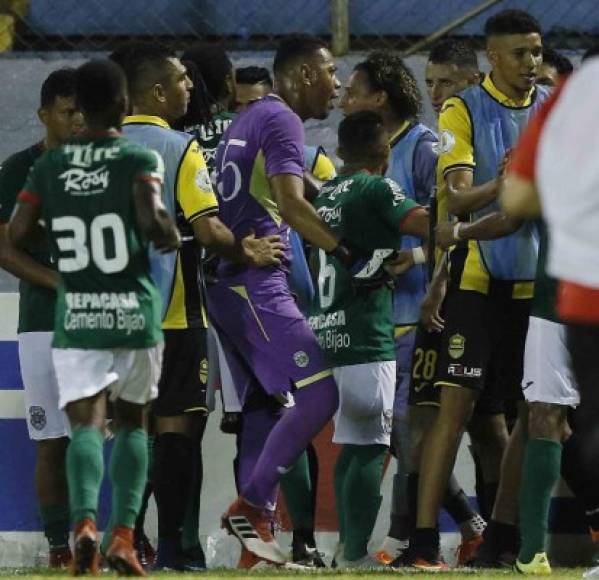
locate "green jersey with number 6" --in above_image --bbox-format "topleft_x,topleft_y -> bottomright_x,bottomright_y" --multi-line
20,132 -> 165,349
308,171 -> 419,366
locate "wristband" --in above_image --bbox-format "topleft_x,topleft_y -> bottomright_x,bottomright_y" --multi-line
453,222 -> 463,242
411,246 -> 426,265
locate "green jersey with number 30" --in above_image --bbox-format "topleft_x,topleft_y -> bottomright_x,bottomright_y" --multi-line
20,132 -> 165,349
308,171 -> 418,366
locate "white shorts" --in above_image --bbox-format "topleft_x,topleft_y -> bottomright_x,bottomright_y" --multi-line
52,344 -> 163,410
522,317 -> 579,406
332,360 -> 396,446
18,332 -> 70,441
206,326 -> 241,413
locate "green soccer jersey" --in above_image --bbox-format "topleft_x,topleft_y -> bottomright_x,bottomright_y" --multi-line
531,219 -> 558,322
0,142 -> 56,333
21,132 -> 165,349
186,111 -> 235,182
308,171 -> 418,367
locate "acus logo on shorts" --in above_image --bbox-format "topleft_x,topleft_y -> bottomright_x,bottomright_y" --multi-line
448,334 -> 465,360
29,406 -> 47,431
447,364 -> 482,378
293,351 -> 310,368
383,409 -> 393,435
199,358 -> 208,384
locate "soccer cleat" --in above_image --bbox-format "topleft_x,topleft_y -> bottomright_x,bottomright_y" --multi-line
412,556 -> 449,571
291,535 -> 326,568
106,526 -> 146,577
374,536 -> 409,565
584,565 -> 599,578
153,537 -> 184,571
71,518 -> 99,576
455,533 -> 484,566
334,553 -> 388,570
222,497 -> 287,564
513,552 -> 551,575
49,546 -> 73,568
133,531 -> 156,569
180,544 -> 207,572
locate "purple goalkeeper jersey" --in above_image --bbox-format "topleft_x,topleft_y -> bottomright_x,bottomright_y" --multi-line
214,95 -> 305,279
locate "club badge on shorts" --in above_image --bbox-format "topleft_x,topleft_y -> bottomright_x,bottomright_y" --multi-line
448,334 -> 465,360
29,405 -> 47,431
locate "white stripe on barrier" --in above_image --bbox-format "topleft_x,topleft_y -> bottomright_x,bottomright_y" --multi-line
0,292 -> 18,340
0,390 -> 24,419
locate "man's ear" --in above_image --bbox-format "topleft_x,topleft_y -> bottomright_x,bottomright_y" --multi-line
152,83 -> 167,104
300,62 -> 317,86
38,107 -> 48,126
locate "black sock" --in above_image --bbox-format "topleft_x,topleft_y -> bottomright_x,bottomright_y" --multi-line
483,519 -> 519,553
135,481 -> 154,534
473,454 -> 487,519
407,472 -> 419,534
443,474 -> 475,524
562,432 -> 599,529
154,433 -> 193,539
482,481 -> 499,523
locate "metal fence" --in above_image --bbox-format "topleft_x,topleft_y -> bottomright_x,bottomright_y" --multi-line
1,0 -> 598,54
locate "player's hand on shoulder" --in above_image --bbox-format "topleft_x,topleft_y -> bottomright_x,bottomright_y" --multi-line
241,231 -> 285,267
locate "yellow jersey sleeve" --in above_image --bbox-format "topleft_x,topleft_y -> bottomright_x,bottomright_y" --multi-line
312,150 -> 336,181
437,97 -> 474,178
176,139 -> 219,222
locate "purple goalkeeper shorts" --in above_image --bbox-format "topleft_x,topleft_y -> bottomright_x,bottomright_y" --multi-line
206,272 -> 331,405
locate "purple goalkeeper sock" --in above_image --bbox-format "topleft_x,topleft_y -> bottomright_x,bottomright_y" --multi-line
237,406 -> 281,510
242,374 -> 338,507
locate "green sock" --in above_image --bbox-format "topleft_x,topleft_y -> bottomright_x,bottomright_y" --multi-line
334,446 -> 354,544
67,426 -> 104,523
280,451 -> 314,532
518,438 -> 562,564
109,428 -> 148,529
342,444 -> 386,561
40,505 -> 70,550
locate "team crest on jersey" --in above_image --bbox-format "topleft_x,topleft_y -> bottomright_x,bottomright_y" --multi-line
199,358 -> 208,384
448,334 -> 465,360
29,405 -> 46,431
438,130 -> 456,154
293,351 -> 310,368
195,167 -> 212,192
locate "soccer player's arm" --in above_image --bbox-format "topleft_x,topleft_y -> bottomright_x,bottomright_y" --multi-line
5,161 -> 58,289
132,150 -> 180,252
178,140 -> 284,266
266,112 -> 343,256
377,178 -> 429,240
439,98 -> 501,216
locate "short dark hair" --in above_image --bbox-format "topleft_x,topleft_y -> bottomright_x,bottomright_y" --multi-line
112,42 -> 176,99
181,43 -> 233,103
236,66 -> 273,88
273,34 -> 327,75
75,59 -> 126,114
355,50 -> 422,120
428,38 -> 479,72
338,111 -> 387,163
40,68 -> 76,108
542,47 -> 574,76
485,9 -> 541,37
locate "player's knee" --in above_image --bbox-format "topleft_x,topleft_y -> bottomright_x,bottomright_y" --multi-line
528,402 -> 566,440
36,436 -> 69,467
